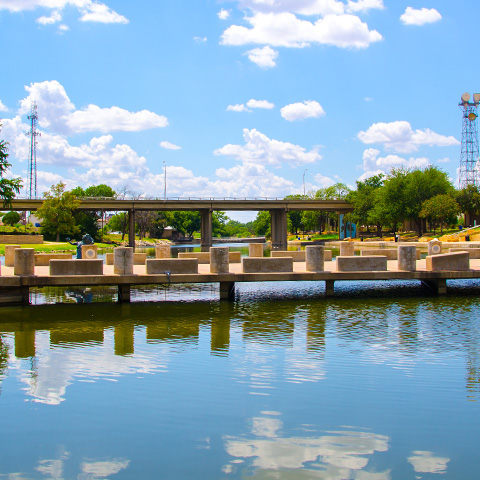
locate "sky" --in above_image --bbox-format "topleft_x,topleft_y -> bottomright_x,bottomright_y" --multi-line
0,0 -> 478,221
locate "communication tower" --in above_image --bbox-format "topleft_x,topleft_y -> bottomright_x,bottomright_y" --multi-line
459,92 -> 480,188
25,102 -> 40,198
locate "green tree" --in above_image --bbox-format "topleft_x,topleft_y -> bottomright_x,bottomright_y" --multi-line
107,212 -> 129,239
2,211 -> 21,226
404,166 -> 454,235
0,124 -> 22,208
70,184 -> 117,240
347,174 -> 385,236
455,185 -> 480,225
37,182 -> 80,241
420,194 -> 460,234
252,211 -> 271,237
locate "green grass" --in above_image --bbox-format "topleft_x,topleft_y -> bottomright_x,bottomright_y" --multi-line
0,242 -> 115,255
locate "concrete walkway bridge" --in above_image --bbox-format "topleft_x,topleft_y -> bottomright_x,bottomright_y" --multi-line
10,198 -> 353,249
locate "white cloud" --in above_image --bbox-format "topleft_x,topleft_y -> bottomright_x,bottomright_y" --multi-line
314,173 -> 335,187
227,99 -> 275,112
58,23 -> 69,32
79,2 -> 128,23
361,148 -> 430,173
247,99 -> 275,109
160,141 -> 181,150
245,46 -> 278,68
214,128 -> 321,167
194,36 -> 207,43
36,9 -> 62,25
0,1 -> 128,24
437,157 -> 450,163
0,98 -> 8,111
227,103 -> 249,112
400,7 -> 441,26
408,451 -> 449,474
222,12 -> 382,49
19,80 -> 168,135
281,100 -> 325,121
218,8 -> 230,20
347,0 -> 384,13
357,121 -> 459,153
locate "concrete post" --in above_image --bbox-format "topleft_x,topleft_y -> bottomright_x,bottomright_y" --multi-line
81,244 -> 98,259
220,281 -> 235,301
5,245 -> 21,267
428,239 -> 442,256
118,285 -> 131,303
210,246 -> 229,273
423,278 -> 447,295
270,209 -> 288,250
200,209 -> 213,251
114,247 -> 134,275
155,244 -> 171,258
398,245 -> 417,271
249,243 -> 264,257
306,245 -> 325,272
14,248 -> 35,276
325,280 -> 335,297
129,209 -> 135,251
339,242 -> 354,256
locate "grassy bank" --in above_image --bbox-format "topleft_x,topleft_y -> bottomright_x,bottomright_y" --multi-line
0,242 -> 115,255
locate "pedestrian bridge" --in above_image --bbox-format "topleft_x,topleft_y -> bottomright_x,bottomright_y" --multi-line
9,198 -> 353,249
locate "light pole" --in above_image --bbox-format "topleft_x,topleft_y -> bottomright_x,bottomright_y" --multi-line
164,161 -> 166,200
303,169 -> 308,199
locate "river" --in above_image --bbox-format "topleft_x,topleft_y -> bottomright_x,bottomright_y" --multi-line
0,244 -> 479,479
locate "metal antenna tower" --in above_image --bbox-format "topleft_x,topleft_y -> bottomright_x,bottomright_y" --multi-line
459,92 -> 480,188
25,101 -> 40,198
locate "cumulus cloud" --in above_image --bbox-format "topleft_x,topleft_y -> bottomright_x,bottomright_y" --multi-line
357,121 -> 459,153
227,104 -> 249,112
36,9 -> 62,25
228,99 -> 275,112
218,8 -> 230,20
0,98 -> 8,111
245,45 -> 279,68
19,80 -> 168,135
361,147 -> 430,174
347,0 -> 384,13
214,128 -> 321,167
400,7 -> 441,26
281,100 -> 325,121
247,99 -> 275,109
222,12 -> 382,49
160,141 -> 181,150
0,0 -> 128,24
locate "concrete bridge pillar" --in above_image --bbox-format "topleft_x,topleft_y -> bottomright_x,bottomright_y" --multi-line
200,209 -> 213,251
270,209 -> 288,250
128,209 -> 135,251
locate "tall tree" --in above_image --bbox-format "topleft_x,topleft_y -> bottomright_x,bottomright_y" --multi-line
0,124 -> 22,208
455,185 -> 480,225
420,194 -> 460,234
37,182 -> 80,241
70,184 -> 117,240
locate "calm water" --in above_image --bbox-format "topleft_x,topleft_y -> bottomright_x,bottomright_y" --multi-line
0,280 -> 479,480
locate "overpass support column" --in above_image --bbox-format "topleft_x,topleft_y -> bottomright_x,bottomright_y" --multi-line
270,209 -> 288,250
200,209 -> 213,252
128,210 -> 135,251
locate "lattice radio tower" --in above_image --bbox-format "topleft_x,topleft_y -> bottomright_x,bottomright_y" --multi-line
459,92 -> 480,188
25,101 -> 40,198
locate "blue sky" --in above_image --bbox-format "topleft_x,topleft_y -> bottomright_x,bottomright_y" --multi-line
0,0 -> 477,221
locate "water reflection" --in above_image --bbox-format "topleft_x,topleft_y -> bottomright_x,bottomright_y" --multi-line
32,446 -> 130,480
223,412 -> 391,478
407,451 -> 450,474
